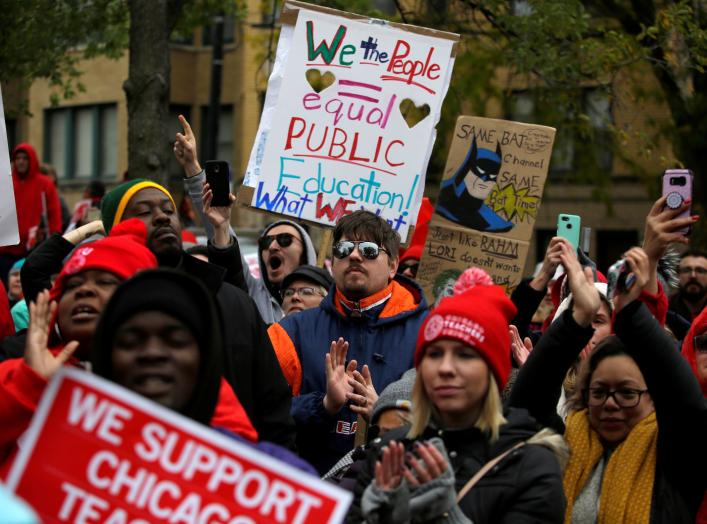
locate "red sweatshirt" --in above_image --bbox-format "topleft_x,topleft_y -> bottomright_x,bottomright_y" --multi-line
0,352 -> 258,480
0,143 -> 62,256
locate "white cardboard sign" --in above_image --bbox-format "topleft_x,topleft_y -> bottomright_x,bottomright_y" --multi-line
245,1 -> 458,238
0,85 -> 19,247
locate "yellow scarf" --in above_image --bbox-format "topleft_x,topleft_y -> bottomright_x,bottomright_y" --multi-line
563,410 -> 658,524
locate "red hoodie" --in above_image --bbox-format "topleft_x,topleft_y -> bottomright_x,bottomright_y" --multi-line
0,143 -> 62,256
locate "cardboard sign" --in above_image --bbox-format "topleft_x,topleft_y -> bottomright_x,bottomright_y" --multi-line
0,85 -> 19,247
7,368 -> 352,524
244,1 -> 458,240
418,116 -> 555,302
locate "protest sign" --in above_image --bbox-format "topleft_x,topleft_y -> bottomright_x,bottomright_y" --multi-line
7,368 -> 352,524
0,86 -> 19,247
243,0 -> 458,240
418,116 -> 555,302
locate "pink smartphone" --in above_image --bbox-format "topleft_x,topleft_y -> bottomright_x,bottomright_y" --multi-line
662,169 -> 693,235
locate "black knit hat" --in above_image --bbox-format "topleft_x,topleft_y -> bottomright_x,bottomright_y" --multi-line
281,264 -> 334,292
91,269 -> 223,425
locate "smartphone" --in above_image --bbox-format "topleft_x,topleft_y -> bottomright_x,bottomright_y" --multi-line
662,169 -> 693,235
557,214 -> 581,251
204,160 -> 231,207
607,259 -> 636,299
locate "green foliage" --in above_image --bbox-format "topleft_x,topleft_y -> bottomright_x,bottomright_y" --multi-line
0,0 -> 243,108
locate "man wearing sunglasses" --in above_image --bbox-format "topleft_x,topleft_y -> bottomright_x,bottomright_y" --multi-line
268,210 -> 429,474
670,249 -> 707,321
174,115 -> 318,324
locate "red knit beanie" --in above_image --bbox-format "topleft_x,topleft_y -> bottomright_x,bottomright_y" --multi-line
415,268 -> 517,389
50,218 -> 157,303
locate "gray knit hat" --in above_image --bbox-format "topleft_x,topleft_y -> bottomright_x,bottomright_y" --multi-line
371,369 -> 416,425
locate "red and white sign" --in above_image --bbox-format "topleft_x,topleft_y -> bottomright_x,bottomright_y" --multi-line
7,368 -> 352,523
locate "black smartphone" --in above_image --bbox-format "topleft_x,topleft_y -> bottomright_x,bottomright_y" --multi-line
204,160 -> 231,207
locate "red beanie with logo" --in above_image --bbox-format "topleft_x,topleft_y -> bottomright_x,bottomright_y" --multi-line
415,268 -> 517,389
50,218 -> 158,302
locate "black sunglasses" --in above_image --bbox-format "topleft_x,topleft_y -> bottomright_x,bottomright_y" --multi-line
332,240 -> 388,260
259,232 -> 299,250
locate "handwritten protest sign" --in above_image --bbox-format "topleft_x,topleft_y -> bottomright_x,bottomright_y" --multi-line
244,1 -> 458,240
0,86 -> 19,247
418,116 -> 555,302
7,368 -> 352,524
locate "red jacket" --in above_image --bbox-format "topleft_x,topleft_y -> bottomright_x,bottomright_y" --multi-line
0,143 -> 62,255
0,351 -> 258,480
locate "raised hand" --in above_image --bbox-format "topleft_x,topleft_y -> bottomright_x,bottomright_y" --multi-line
323,337 -> 356,415
173,114 -> 202,177
403,441 -> 449,488
347,365 -> 378,421
613,247 -> 651,312
202,181 -> 236,248
560,240 -> 600,327
643,195 -> 694,261
24,290 -> 78,379
374,440 -> 406,492
510,324 -> 533,366
530,236 -> 564,291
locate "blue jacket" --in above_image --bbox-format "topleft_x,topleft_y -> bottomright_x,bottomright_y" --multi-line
269,275 -> 428,473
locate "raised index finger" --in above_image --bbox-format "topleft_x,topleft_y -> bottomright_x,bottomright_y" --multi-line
178,114 -> 194,138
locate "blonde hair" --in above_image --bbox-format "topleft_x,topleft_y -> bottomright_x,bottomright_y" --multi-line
408,370 -> 507,442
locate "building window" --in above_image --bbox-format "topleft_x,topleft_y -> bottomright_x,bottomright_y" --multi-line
260,2 -> 281,26
509,88 -> 613,178
202,16 -> 235,45
199,105 -> 234,165
44,104 -> 117,180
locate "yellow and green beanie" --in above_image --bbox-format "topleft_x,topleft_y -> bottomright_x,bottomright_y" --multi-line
100,179 -> 176,233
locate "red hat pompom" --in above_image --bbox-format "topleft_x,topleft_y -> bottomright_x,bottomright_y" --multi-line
453,267 -> 495,296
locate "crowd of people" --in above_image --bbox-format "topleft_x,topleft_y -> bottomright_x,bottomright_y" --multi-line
0,119 -> 705,523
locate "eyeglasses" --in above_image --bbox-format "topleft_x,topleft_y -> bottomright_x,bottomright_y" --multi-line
259,233 -> 300,251
583,387 -> 648,408
332,241 -> 389,260
678,266 -> 707,275
281,286 -> 324,299
695,334 -> 707,354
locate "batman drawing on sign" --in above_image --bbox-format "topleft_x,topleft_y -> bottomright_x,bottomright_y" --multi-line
436,137 -> 513,233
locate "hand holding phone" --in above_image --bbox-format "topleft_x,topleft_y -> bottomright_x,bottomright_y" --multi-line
557,214 -> 581,251
607,259 -> 636,300
662,169 -> 693,235
204,160 -> 232,207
